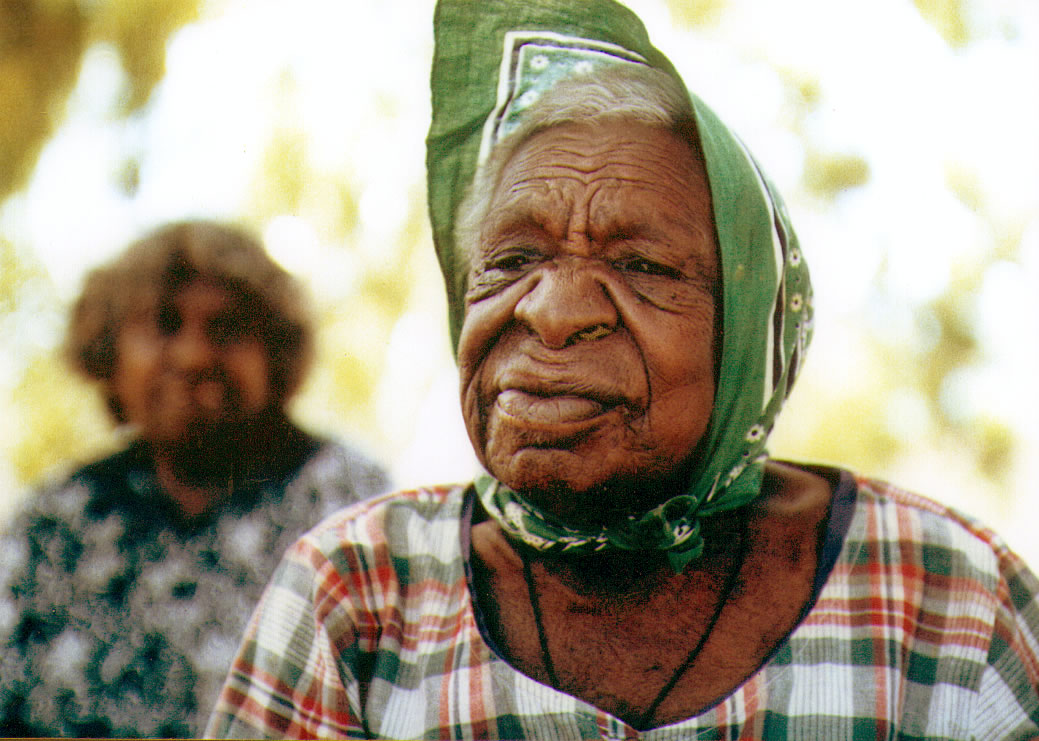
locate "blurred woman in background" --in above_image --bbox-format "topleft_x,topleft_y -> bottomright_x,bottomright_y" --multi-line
0,220 -> 390,737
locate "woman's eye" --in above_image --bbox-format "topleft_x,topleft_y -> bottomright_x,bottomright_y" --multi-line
486,252 -> 533,272
616,257 -> 681,278
467,249 -> 542,302
156,304 -> 182,336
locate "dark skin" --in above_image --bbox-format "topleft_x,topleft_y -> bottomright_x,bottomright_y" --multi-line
458,121 -> 834,729
109,279 -> 306,520
471,462 -> 832,728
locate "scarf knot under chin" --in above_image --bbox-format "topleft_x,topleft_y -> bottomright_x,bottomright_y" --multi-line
475,462 -> 764,573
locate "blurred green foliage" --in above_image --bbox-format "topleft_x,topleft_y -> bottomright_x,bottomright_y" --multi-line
0,0 -> 202,202
0,0 -> 86,200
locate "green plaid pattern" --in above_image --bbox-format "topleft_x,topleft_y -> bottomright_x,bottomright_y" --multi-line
208,473 -> 1039,739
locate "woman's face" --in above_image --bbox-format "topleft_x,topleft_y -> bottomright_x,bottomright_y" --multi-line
457,121 -> 720,524
110,278 -> 273,449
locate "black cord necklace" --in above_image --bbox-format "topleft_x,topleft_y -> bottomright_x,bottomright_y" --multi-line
520,508 -> 749,730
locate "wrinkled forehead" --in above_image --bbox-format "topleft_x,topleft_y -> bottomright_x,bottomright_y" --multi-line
499,119 -> 699,183
485,120 -> 716,249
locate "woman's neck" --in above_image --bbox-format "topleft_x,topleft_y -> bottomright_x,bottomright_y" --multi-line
149,412 -> 313,519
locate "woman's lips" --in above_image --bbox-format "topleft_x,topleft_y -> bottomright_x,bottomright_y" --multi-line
193,380 -> 227,411
160,377 -> 228,416
495,389 -> 608,426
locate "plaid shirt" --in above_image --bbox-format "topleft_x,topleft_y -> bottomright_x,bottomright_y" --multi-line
208,470 -> 1039,740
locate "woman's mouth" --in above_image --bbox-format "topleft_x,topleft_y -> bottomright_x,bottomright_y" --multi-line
193,379 -> 227,412
495,389 -> 610,426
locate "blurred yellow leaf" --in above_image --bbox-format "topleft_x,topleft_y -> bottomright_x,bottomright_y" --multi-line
0,0 -> 86,198
664,0 -> 726,28
913,0 -> 970,47
803,151 -> 871,197
12,352 -> 119,485
945,163 -> 984,213
99,0 -> 204,111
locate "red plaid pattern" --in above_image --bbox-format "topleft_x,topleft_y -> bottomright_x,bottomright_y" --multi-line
208,474 -> 1039,739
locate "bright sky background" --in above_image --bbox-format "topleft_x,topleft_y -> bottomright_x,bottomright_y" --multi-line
1,0 -> 1037,560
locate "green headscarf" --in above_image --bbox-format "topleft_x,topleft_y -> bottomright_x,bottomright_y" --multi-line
427,0 -> 812,571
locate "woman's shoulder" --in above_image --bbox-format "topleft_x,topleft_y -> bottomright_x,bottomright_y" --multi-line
843,472 -> 1039,622
285,438 -> 391,505
772,461 -> 1023,574
297,483 -> 473,564
853,474 -> 1016,560
3,445 -> 144,534
265,484 -> 474,613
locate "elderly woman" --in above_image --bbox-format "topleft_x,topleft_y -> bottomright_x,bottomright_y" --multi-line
0,221 -> 389,737
208,2 -> 1039,739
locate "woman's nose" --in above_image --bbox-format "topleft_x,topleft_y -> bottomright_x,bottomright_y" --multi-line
168,324 -> 216,370
514,261 -> 618,348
